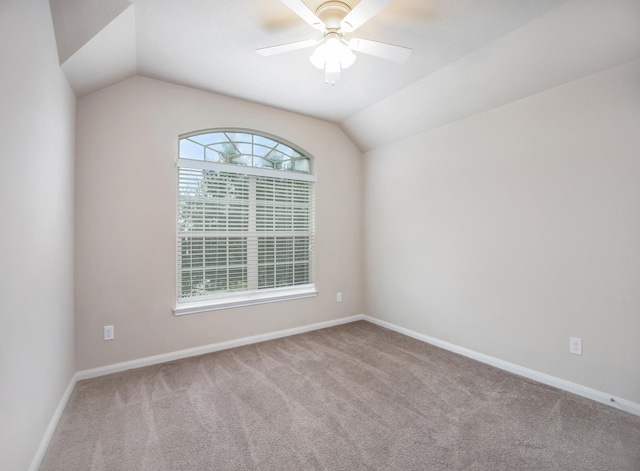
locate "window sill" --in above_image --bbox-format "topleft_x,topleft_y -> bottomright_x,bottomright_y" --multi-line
173,286 -> 318,316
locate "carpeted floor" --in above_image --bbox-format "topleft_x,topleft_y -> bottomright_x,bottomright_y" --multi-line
40,321 -> 640,470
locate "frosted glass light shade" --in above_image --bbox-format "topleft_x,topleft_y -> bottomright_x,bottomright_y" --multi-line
309,38 -> 357,71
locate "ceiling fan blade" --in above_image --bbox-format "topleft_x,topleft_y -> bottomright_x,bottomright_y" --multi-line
348,38 -> 411,63
340,0 -> 394,32
256,39 -> 319,56
280,0 -> 325,31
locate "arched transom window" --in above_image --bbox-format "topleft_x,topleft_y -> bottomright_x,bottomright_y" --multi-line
175,129 -> 317,315
179,130 -> 312,174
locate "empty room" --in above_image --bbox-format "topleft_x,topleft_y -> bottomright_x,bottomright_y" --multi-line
1,0 -> 639,469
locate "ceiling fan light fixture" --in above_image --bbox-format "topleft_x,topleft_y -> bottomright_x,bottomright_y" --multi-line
309,34 -> 356,84
337,42 -> 357,69
309,44 -> 327,69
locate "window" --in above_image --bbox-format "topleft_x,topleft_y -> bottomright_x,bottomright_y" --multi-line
174,130 -> 317,315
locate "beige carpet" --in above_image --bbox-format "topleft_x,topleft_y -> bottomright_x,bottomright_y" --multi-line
40,321 -> 640,470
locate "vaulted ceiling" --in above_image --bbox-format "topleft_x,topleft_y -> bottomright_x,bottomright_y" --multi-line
49,0 -> 640,150
50,0 -> 569,119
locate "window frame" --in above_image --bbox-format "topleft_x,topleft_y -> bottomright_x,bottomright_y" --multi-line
174,129 -> 317,316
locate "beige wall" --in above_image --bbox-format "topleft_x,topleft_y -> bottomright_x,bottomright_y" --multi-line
363,59 -> 640,403
0,1 -> 76,469
75,76 -> 363,370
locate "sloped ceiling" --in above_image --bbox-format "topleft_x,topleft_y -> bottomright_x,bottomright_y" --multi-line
345,0 -> 640,151
50,0 -> 132,63
50,0 -> 640,151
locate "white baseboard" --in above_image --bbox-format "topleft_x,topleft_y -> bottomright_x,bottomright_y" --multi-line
363,316 -> 640,417
77,314 -> 365,380
33,312 -> 639,470
32,315 -> 365,470
28,372 -> 79,471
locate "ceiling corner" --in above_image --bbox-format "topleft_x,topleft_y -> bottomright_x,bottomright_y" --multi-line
50,0 -> 132,64
60,5 -> 137,97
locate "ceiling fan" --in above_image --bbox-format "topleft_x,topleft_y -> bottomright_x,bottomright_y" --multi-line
257,0 -> 411,85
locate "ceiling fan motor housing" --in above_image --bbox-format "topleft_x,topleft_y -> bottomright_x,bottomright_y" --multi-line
315,1 -> 351,31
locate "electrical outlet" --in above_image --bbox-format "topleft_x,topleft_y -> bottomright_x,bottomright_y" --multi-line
336,292 -> 342,303
569,337 -> 582,355
104,325 -> 115,341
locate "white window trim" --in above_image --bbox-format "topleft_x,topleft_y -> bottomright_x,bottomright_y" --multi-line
176,158 -> 318,182
173,284 -> 318,316
175,131 -> 317,315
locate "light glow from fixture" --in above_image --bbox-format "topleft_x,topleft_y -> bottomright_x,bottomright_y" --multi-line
309,33 -> 356,85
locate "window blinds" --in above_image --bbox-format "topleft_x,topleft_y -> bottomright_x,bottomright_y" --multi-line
177,166 -> 314,302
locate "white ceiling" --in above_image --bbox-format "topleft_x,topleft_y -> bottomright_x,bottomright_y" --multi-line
52,0 -> 570,122
345,0 -> 640,150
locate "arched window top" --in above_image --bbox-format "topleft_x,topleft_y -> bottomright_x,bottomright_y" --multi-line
179,129 -> 313,174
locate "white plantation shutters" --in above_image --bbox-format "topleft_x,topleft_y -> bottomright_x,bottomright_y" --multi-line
176,130 -> 315,309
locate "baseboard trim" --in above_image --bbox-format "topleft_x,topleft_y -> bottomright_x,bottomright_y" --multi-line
77,314 -> 365,380
31,313 -> 639,470
28,371 -> 79,471
363,316 -> 640,417
32,315 -> 365,469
